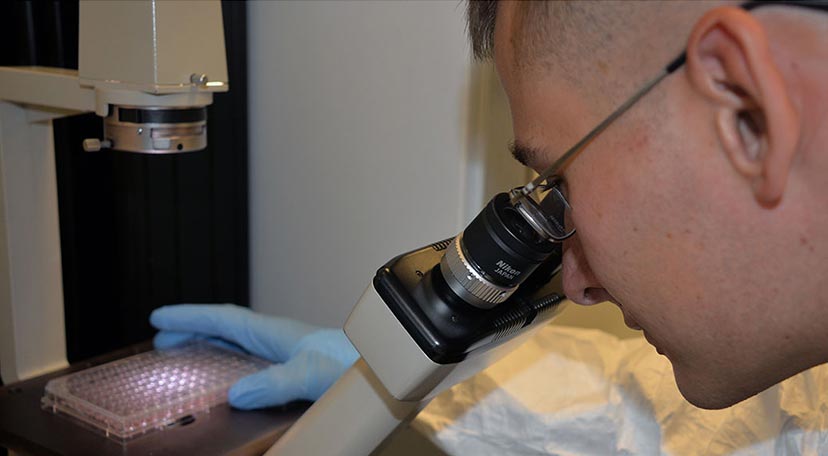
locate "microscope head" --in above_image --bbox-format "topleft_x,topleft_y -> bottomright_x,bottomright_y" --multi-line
78,0 -> 228,154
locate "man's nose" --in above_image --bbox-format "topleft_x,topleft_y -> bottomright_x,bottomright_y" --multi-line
561,236 -> 613,305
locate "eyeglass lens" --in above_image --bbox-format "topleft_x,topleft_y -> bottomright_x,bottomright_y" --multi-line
537,180 -> 573,239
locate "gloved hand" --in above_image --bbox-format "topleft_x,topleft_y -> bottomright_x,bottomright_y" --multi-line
149,304 -> 359,410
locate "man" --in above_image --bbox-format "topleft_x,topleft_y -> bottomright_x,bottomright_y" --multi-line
151,0 -> 828,418
468,0 -> 828,411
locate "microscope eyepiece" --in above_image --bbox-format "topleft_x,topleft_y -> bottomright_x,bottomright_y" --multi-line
440,193 -> 558,309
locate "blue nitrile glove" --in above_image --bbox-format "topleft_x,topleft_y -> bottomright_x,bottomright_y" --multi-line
149,304 -> 359,410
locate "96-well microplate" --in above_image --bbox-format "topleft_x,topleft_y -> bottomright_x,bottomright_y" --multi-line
41,341 -> 270,442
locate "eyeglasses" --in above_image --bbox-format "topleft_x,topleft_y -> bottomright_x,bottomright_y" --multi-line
509,0 -> 828,243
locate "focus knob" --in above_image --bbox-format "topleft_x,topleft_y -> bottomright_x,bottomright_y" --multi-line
82,138 -> 111,152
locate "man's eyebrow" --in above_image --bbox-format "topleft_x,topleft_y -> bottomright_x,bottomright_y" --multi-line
508,140 -> 543,169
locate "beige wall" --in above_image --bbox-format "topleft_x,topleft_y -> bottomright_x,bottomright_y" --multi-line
248,1 -> 474,327
247,1 -> 640,340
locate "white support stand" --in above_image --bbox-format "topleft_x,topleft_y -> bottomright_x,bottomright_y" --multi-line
0,102 -> 76,382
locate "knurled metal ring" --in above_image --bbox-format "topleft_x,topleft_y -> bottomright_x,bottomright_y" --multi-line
439,234 -> 515,309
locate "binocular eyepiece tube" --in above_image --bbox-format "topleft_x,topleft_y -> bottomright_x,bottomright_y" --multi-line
439,193 -> 559,309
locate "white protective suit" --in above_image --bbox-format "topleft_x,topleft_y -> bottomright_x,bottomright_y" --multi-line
413,326 -> 828,455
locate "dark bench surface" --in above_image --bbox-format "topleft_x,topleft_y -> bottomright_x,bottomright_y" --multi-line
0,342 -> 307,456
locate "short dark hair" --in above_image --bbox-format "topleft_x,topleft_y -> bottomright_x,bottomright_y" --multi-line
466,0 -> 498,59
466,1 -> 586,66
465,2 -> 697,88
464,1 -> 707,107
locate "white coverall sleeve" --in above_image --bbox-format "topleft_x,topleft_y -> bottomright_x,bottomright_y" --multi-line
413,325 -> 828,456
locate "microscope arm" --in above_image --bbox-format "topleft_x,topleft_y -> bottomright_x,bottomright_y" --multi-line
269,188 -> 567,455
264,357 -> 422,456
267,258 -> 564,455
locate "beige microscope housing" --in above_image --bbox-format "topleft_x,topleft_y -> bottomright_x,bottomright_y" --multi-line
0,0 -> 228,383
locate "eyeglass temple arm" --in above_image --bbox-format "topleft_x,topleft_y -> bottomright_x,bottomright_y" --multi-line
521,66 -> 674,196
522,0 -> 828,197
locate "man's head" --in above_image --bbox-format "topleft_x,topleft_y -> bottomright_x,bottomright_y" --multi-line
468,0 -> 828,409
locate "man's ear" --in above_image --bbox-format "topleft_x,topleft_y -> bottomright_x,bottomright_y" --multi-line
686,6 -> 799,206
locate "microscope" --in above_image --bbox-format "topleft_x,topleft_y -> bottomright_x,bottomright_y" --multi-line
269,185 -> 570,454
0,0 -> 228,383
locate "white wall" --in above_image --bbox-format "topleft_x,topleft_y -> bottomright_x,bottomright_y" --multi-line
247,1 -> 526,327
246,0 -> 638,340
